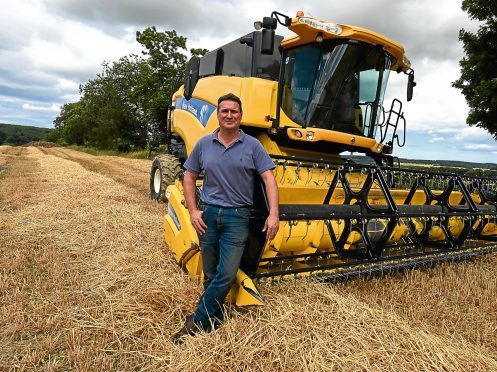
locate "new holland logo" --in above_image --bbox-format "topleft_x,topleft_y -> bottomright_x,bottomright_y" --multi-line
199,104 -> 208,124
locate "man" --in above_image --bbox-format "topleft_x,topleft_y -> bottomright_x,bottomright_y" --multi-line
172,93 -> 279,344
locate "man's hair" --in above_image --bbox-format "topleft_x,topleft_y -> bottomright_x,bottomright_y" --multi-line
217,93 -> 242,113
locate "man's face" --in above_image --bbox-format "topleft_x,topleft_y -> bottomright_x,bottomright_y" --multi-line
217,100 -> 242,131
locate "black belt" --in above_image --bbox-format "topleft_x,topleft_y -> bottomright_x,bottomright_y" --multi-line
203,203 -> 251,209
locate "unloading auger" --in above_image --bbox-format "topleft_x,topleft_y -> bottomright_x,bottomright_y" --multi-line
150,11 -> 497,306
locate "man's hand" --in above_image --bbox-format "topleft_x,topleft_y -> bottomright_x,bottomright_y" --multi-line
262,214 -> 279,241
190,209 -> 207,235
183,170 -> 207,235
260,169 -> 279,241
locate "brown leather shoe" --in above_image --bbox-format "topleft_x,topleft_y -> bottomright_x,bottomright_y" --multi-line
172,314 -> 199,345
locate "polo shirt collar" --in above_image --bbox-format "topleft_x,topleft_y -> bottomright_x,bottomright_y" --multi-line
210,128 -> 245,143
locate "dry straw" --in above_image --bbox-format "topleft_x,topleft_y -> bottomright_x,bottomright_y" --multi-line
1,146 -> 496,371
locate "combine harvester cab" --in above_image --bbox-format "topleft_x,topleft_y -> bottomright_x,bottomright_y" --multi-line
151,11 -> 497,306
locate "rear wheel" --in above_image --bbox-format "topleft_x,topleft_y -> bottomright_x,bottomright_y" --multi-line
150,154 -> 181,201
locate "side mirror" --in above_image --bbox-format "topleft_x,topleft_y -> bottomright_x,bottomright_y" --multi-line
407,72 -> 416,102
262,16 -> 277,29
258,16 -> 277,55
261,28 -> 275,54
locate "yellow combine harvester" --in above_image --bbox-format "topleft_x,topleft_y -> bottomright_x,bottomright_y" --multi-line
150,11 -> 497,306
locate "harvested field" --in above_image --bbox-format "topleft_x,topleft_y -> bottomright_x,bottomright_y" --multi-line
1,145 -> 496,371
22,141 -> 60,148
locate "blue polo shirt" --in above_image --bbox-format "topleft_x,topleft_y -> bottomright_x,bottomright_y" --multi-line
184,129 -> 275,207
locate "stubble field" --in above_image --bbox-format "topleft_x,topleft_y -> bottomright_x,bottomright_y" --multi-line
1,145 -> 496,371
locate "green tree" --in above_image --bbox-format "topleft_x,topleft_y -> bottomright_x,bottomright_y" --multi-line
80,55 -> 152,150
190,48 -> 209,57
453,0 -> 497,138
136,28 -> 188,136
53,101 -> 90,145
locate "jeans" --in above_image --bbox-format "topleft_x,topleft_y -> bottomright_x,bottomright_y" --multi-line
193,205 -> 250,329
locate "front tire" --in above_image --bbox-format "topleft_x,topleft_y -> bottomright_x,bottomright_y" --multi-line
150,154 -> 181,201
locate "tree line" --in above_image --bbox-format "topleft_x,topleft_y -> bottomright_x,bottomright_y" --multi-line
49,28 -> 206,151
407,165 -> 497,178
0,124 -> 52,146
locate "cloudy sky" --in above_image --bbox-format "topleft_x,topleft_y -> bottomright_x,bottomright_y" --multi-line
1,0 -> 496,163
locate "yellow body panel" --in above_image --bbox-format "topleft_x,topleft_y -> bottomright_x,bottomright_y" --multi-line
283,16 -> 408,72
173,75 -> 388,157
231,270 -> 265,306
164,182 -> 202,277
173,76 -> 281,156
286,127 -> 383,155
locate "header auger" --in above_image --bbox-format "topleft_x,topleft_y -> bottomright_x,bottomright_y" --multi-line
150,11 -> 497,306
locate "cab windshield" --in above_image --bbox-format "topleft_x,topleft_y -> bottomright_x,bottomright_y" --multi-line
281,41 -> 392,137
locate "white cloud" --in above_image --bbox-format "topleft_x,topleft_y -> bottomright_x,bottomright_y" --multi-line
428,137 -> 444,143
55,78 -> 79,91
453,126 -> 492,142
60,93 -> 80,102
395,60 -> 469,134
0,0 -> 142,127
21,18 -> 140,79
0,95 -> 22,104
462,143 -> 497,152
22,103 -> 60,111
0,0 -> 495,162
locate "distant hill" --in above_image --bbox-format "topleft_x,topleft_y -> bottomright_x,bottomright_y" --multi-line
397,158 -> 497,170
0,123 -> 52,146
346,154 -> 496,170
345,154 -> 497,178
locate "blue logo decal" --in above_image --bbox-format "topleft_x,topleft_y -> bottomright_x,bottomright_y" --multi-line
175,97 -> 216,127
